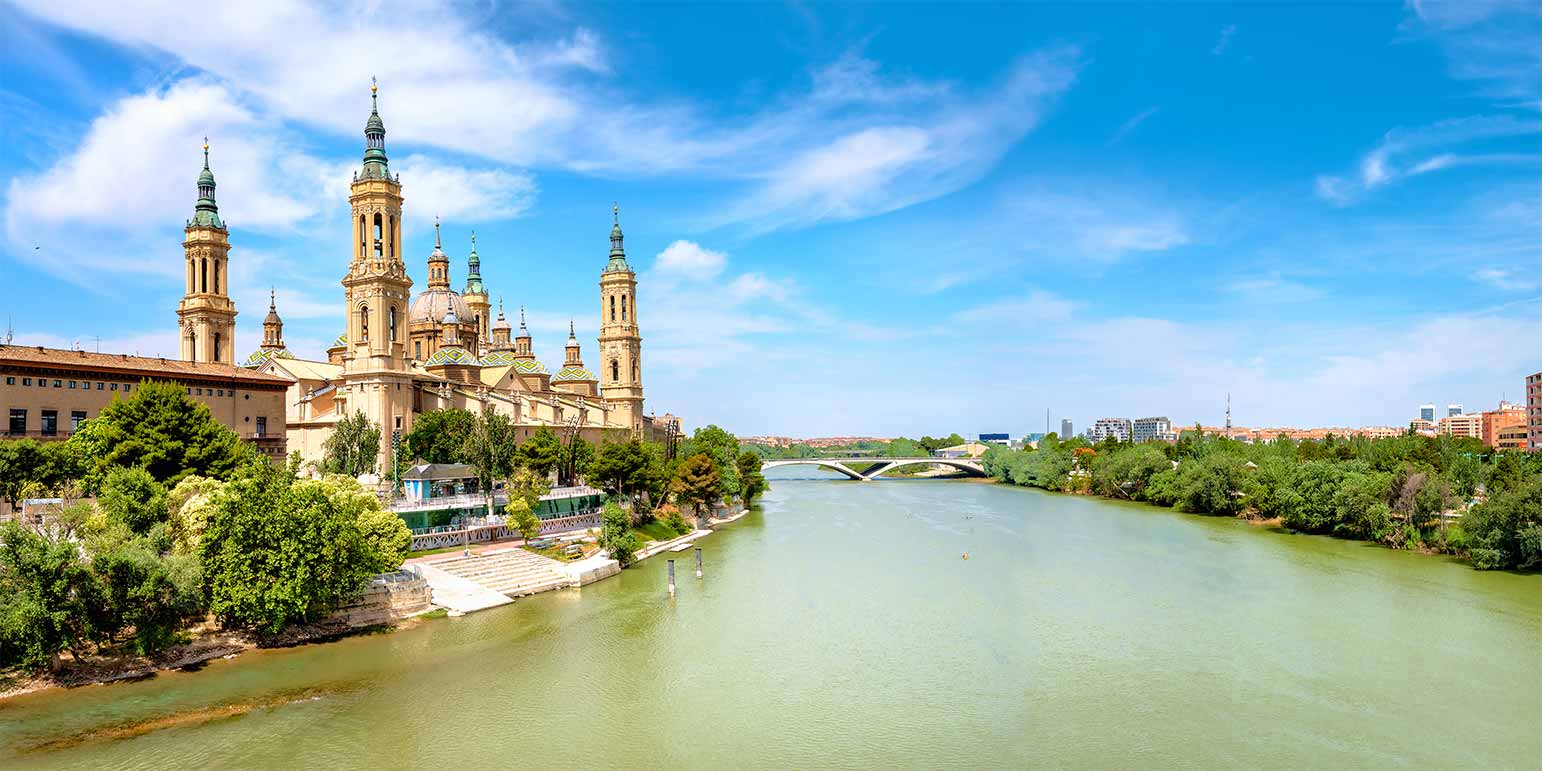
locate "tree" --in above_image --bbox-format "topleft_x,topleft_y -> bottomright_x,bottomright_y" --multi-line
404,408 -> 474,465
1462,477 -> 1542,570
201,464 -> 384,633
67,380 -> 248,490
589,440 -> 653,506
315,474 -> 412,574
461,411 -> 518,520
90,536 -> 201,656
559,435 -> 594,488
0,439 -> 47,510
673,453 -> 724,524
598,501 -> 639,567
503,467 -> 550,542
0,521 -> 104,670
166,475 -> 224,555
517,427 -> 562,480
97,466 -> 168,534
683,425 -> 741,499
736,451 -> 767,506
322,411 -> 382,477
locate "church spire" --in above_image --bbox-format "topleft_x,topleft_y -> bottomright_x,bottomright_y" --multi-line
464,230 -> 485,296
605,203 -> 630,273
426,216 -> 450,290
360,77 -> 390,179
191,137 -> 223,228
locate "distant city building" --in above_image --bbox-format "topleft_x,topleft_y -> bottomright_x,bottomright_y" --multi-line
1437,413 -> 1482,439
1447,403 -> 1463,417
1060,418 -> 1073,438
934,442 -> 989,459
1496,424 -> 1530,451
978,432 -> 1011,445
1419,403 -> 1436,422
1480,402 -> 1525,449
1528,372 -> 1542,450
1088,417 -> 1132,443
1409,418 -> 1435,435
1132,416 -> 1174,443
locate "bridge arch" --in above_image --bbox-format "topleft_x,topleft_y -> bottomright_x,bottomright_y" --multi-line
761,457 -> 987,481
760,459 -> 867,480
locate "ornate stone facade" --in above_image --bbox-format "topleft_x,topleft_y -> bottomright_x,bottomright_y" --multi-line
177,140 -> 237,366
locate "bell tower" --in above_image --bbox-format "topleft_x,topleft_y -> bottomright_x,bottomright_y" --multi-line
260,289 -> 285,352
340,79 -> 415,471
598,205 -> 644,434
463,231 -> 491,354
177,138 -> 237,365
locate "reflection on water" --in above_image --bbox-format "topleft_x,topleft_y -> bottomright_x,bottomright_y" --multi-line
3,472 -> 1539,768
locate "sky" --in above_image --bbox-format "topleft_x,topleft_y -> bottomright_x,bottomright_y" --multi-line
2,1 -> 1539,438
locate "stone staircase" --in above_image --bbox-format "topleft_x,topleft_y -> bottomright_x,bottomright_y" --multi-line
429,549 -> 574,599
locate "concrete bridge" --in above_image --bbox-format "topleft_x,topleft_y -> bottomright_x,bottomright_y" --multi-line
761,456 -> 987,481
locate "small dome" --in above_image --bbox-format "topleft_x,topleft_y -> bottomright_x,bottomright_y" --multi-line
511,359 -> 549,375
408,288 -> 471,324
493,312 -> 511,331
552,365 -> 595,382
331,332 -> 347,348
198,166 -> 216,189
480,350 -> 520,366
241,348 -> 294,368
425,346 -> 478,366
442,309 -> 458,325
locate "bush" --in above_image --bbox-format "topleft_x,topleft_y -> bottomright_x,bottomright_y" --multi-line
598,501 -> 640,567
98,466 -> 168,534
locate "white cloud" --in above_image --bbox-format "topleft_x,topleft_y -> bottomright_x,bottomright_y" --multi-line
1404,0 -> 1542,107
1212,24 -> 1238,55
1006,190 -> 1189,260
1107,106 -> 1159,146
1316,115 -> 1541,203
654,240 -> 727,281
1224,275 -> 1324,304
726,273 -> 791,303
952,291 -> 1078,324
1471,266 -> 1541,292
393,156 -> 537,232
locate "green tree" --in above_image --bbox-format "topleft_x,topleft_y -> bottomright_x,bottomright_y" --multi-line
97,466 -> 168,534
559,434 -> 594,487
322,411 -> 382,477
201,464 -> 383,633
736,450 -> 767,506
683,425 -> 741,499
0,439 -> 47,510
67,380 -> 248,490
0,522 -> 105,670
598,501 -> 639,567
673,453 -> 724,524
90,536 -> 201,656
517,427 -> 562,480
166,475 -> 224,555
1462,476 -> 1542,570
461,411 -> 518,520
589,440 -> 653,506
1174,454 -> 1249,516
316,474 -> 412,573
404,408 -> 474,464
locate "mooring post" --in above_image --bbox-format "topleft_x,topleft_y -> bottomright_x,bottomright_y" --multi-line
695,547 -> 703,578
667,559 -> 676,596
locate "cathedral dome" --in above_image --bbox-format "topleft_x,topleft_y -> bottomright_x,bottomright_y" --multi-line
408,288 -> 471,325
241,348 -> 294,368
480,350 -> 519,366
552,365 -> 595,382
425,346 -> 478,366
511,359 -> 550,375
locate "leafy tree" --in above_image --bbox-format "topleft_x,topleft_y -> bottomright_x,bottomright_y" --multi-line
404,408 -> 474,464
673,453 -> 724,523
517,427 -> 562,480
316,474 -> 412,573
589,440 -> 654,506
67,380 -> 248,490
559,435 -> 594,488
90,536 -> 201,655
322,411 -> 382,477
201,464 -> 383,633
0,522 -> 105,670
683,425 -> 741,498
1173,454 -> 1249,516
0,440 -> 49,510
461,411 -> 518,519
510,499 -> 543,541
1462,477 -> 1542,570
503,467 -> 550,542
166,475 -> 224,555
736,451 -> 767,506
97,466 -> 168,534
598,501 -> 639,567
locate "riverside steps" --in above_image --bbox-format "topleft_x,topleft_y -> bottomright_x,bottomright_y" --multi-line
432,549 -> 574,598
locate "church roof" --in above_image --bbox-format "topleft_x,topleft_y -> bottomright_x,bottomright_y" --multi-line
424,346 -> 478,366
511,358 -> 549,375
479,349 -> 520,366
331,332 -> 347,348
552,365 -> 595,382
241,348 -> 294,368
0,345 -> 288,387
409,288 -> 471,325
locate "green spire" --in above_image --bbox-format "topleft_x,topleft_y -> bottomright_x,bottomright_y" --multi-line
190,136 -> 223,228
361,77 -> 390,180
464,230 -> 486,296
604,202 -> 630,273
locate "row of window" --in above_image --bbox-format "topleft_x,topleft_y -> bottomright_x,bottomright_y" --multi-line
187,386 -> 249,399
4,377 -> 135,393
8,408 -> 88,436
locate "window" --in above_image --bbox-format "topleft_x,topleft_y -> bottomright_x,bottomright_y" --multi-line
389,307 -> 397,341
213,332 -> 221,361
96,382 -> 104,390
40,410 -> 57,436
216,389 -> 224,397
4,377 -> 12,385
201,258 -> 208,293
70,411 -> 86,432
610,359 -> 619,382
415,341 -> 421,359
125,384 -> 132,392
8,409 -> 25,435
22,378 -> 31,386
36,379 -> 45,388
622,294 -> 627,321
360,305 -> 370,342
110,383 -> 118,391
52,380 -> 60,388
632,360 -> 638,383
68,380 -> 76,389
255,416 -> 267,438
213,260 -> 220,294
610,295 -> 616,321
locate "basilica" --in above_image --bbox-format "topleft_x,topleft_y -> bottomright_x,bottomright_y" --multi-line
174,81 -> 658,471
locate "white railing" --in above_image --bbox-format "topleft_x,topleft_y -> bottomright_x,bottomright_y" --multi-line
394,485 -> 603,514
407,508 -> 603,552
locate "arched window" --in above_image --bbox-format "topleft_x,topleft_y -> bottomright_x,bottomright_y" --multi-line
359,215 -> 366,258
359,304 -> 370,342
187,260 -> 194,293
389,307 -> 397,341
213,332 -> 221,361
213,260 -> 220,294
610,295 -> 616,321
632,359 -> 638,383
621,294 -> 627,321
189,331 -> 197,358
610,359 -> 619,382
415,341 -> 421,359
200,259 -> 208,293
388,215 -> 395,259
373,214 -> 383,259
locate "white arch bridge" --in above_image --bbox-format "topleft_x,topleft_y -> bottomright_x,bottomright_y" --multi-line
761,457 -> 987,481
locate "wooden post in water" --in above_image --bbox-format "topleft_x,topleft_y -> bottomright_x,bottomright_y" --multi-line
667,559 -> 676,596
695,547 -> 703,578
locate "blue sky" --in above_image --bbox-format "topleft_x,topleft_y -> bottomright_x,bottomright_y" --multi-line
2,1 -> 1539,437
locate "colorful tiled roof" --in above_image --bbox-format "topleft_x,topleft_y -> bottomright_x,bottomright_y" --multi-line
552,365 -> 595,382
511,358 -> 549,375
331,333 -> 347,348
425,346 -> 478,366
479,350 -> 519,366
241,348 -> 294,368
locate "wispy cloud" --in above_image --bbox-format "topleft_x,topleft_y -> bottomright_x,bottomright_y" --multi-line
1404,0 -> 1542,108
1212,24 -> 1238,55
1107,106 -> 1159,146
1315,115 -> 1541,203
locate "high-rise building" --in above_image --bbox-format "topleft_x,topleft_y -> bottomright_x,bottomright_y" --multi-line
1088,418 -> 1132,442
1481,402 -> 1526,449
1437,413 -> 1482,439
1060,418 -> 1073,438
1528,372 -> 1542,451
1132,416 -> 1174,443
1419,403 -> 1436,422
1447,403 -> 1463,417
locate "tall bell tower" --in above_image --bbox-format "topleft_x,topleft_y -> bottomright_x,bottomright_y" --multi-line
598,205 -> 644,434
340,79 -> 415,469
177,139 -> 237,365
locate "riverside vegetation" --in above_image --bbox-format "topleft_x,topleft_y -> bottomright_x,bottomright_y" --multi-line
0,391 -> 767,679
983,430 -> 1542,571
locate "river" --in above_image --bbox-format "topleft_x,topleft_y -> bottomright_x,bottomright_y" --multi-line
2,473 -> 1539,768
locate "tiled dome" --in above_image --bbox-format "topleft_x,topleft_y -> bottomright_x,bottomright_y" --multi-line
425,346 -> 478,366
552,365 -> 595,382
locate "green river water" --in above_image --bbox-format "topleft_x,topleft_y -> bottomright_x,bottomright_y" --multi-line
2,474 -> 1539,768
